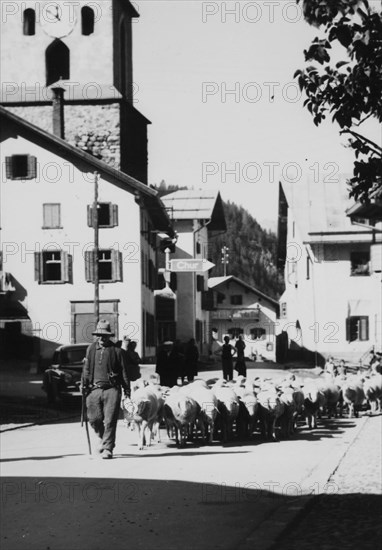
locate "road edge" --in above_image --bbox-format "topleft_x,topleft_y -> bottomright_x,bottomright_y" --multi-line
236,414 -> 369,550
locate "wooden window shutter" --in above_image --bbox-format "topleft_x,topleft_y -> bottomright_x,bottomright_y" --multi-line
112,250 -> 122,282
62,252 -> 73,283
346,318 -> 351,342
111,204 -> 119,227
27,155 -> 37,178
197,275 -> 204,292
360,317 -> 369,341
87,205 -> 94,228
170,272 -> 177,291
34,252 -> 42,283
5,157 -> 13,179
43,204 -> 60,228
85,250 -> 94,282
148,258 -> 153,290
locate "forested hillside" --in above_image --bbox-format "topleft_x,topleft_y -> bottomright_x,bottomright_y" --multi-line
155,182 -> 284,300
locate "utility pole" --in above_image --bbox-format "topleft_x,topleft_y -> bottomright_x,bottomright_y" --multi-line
93,171 -> 100,325
221,246 -> 229,276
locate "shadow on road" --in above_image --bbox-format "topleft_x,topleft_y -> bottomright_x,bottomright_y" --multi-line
1,476 -> 381,550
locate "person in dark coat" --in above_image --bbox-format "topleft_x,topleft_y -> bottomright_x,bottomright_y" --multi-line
121,338 -> 141,382
220,335 -> 236,381
156,341 -> 180,387
184,338 -> 199,382
235,334 -> 247,377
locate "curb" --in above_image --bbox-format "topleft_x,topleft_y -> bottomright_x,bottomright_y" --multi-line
236,414 -> 370,550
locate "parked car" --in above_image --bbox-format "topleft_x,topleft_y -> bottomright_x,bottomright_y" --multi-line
42,344 -> 88,404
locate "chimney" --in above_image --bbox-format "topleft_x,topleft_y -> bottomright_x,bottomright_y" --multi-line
51,79 -> 65,139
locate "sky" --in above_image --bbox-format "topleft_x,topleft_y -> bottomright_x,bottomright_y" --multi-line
131,0 -> 380,232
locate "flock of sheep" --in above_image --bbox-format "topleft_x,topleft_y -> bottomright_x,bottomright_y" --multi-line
120,369 -> 382,450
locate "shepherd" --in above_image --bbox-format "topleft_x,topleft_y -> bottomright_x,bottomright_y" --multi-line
81,320 -> 130,459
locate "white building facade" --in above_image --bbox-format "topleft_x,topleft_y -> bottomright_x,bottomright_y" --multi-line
0,108 -> 173,364
277,180 -> 382,365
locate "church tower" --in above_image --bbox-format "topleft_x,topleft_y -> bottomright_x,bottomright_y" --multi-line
0,0 -> 149,183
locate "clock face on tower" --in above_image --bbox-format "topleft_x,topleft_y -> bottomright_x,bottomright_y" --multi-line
41,1 -> 77,38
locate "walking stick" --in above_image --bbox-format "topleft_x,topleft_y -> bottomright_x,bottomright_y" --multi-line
81,389 -> 92,455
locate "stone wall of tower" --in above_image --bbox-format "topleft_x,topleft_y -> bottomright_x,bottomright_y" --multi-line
7,104 -> 121,169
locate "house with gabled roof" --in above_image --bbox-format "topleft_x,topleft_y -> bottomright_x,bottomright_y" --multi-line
208,275 -> 278,361
277,178 -> 382,365
159,190 -> 226,354
0,106 -> 173,364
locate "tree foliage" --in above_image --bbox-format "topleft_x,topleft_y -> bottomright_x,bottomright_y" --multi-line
295,0 -> 382,203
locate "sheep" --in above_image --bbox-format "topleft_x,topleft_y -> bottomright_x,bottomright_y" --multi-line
164,387 -> 201,446
181,380 -> 218,444
122,380 -> 160,450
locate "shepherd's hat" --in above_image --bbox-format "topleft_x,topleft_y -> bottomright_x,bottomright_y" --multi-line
92,319 -> 114,336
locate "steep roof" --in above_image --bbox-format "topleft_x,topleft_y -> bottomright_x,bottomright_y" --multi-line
0,106 -> 172,234
281,177 -> 375,243
208,276 -> 278,307
161,189 -> 227,231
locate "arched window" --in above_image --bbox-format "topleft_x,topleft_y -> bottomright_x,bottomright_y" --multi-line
23,8 -> 35,36
46,40 -> 70,86
81,6 -> 95,35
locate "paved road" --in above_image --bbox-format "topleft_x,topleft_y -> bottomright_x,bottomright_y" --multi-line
273,413 -> 382,550
2,412 -> 380,549
1,362 -> 381,550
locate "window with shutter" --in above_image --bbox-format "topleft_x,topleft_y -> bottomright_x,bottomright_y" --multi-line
43,204 -> 61,229
23,9 -> 35,35
98,250 -> 112,281
350,251 -> 370,276
347,316 -> 369,342
87,203 -> 118,227
98,203 -> 111,226
5,155 -> 37,180
230,295 -> 243,305
35,250 -> 72,284
82,6 -> 95,35
196,275 -> 204,292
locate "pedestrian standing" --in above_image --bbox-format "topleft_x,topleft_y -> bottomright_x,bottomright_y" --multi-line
220,335 -> 236,381
235,334 -> 247,377
122,338 -> 142,382
184,338 -> 199,382
156,341 -> 178,387
81,320 -> 130,459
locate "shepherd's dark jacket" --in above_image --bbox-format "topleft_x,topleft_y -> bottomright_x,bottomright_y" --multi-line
82,342 -> 130,393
